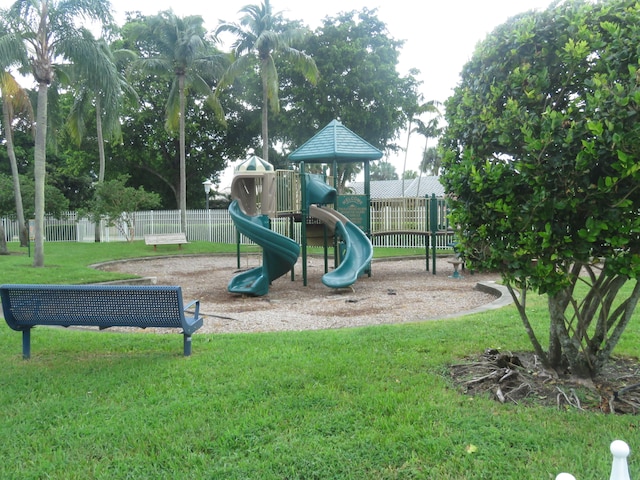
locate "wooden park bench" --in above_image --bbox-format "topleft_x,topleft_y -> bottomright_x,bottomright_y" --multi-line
0,284 -> 203,359
144,232 -> 189,250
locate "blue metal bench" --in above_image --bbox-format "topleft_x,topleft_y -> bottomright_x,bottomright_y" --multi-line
0,284 -> 203,359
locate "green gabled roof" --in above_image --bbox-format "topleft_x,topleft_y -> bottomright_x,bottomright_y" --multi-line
288,119 -> 383,163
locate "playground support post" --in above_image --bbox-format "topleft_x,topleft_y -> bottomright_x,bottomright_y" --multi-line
430,193 -> 438,275
236,229 -> 241,269
290,214 -> 296,281
300,161 -> 308,286
364,158 -> 372,277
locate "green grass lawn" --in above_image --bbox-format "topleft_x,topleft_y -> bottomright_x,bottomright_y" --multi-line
0,241 -> 638,479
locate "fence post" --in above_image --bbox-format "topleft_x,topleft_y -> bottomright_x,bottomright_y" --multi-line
610,440 -> 631,480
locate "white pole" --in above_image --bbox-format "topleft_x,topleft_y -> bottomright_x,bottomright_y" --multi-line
610,440 -> 631,480
556,474 -> 576,480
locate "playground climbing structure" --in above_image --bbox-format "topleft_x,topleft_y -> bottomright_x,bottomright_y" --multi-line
227,169 -> 373,295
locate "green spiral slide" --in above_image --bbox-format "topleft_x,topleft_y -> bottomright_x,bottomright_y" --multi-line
227,200 -> 300,296
309,205 -> 373,289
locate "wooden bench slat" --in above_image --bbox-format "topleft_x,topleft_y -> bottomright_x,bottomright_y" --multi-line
0,284 -> 203,358
144,233 -> 189,250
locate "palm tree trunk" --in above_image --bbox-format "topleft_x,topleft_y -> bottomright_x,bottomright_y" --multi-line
262,80 -> 269,162
95,98 -> 105,242
179,74 -> 187,235
402,119 -> 412,197
33,81 -> 48,267
0,223 -> 7,254
416,137 -> 428,199
3,100 -> 28,246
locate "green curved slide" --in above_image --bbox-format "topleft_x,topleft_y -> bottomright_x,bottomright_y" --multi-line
227,200 -> 300,296
309,205 -> 373,289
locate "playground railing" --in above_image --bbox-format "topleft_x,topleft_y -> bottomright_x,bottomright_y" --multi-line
275,169 -> 303,214
370,196 -> 450,232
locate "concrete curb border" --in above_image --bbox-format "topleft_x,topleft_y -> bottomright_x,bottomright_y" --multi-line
438,281 -> 514,320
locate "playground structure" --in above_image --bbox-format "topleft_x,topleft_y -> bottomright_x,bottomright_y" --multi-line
228,169 -> 373,296
227,120 -> 381,296
227,120 -> 454,296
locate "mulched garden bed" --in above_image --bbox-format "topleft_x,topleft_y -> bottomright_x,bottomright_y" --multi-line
448,348 -> 640,414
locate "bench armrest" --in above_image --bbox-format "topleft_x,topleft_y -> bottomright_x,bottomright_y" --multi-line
184,299 -> 200,318
182,299 -> 203,334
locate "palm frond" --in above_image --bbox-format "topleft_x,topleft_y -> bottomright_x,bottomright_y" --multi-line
55,0 -> 113,24
0,32 -> 29,71
67,87 -> 92,144
215,53 -> 256,92
188,73 -> 214,97
277,46 -> 318,84
133,57 -> 174,77
0,70 -> 34,121
164,78 -> 181,132
204,93 -> 226,126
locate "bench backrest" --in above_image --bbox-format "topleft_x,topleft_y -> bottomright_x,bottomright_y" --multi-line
144,233 -> 187,244
0,284 -> 193,332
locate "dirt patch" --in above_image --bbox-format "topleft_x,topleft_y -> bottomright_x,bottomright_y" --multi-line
448,349 -> 640,415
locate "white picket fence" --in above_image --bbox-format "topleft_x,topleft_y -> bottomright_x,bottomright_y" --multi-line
1,207 -> 456,249
557,440 -> 631,480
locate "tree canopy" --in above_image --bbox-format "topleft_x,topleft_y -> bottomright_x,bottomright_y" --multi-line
126,10 -> 225,233
0,0 -> 114,266
88,175 -> 160,241
0,4 -> 423,224
441,0 -> 640,377
215,0 -> 318,163
370,161 -> 398,181
275,9 -> 420,171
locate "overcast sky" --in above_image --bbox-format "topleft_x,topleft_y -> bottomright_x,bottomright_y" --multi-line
0,0 -> 555,184
105,0 -> 555,103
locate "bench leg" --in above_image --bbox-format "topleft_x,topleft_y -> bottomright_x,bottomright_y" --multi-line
183,334 -> 192,356
22,329 -> 31,360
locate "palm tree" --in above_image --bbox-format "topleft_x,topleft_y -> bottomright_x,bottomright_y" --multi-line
216,0 -> 318,162
67,40 -> 138,241
0,0 -> 114,267
401,99 -> 441,196
130,11 -> 223,234
414,112 -> 443,196
0,18 -> 31,248
420,146 -> 442,176
1,71 -> 33,247
370,160 -> 398,181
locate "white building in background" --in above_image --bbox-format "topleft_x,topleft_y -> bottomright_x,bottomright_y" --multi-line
348,177 -> 445,199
